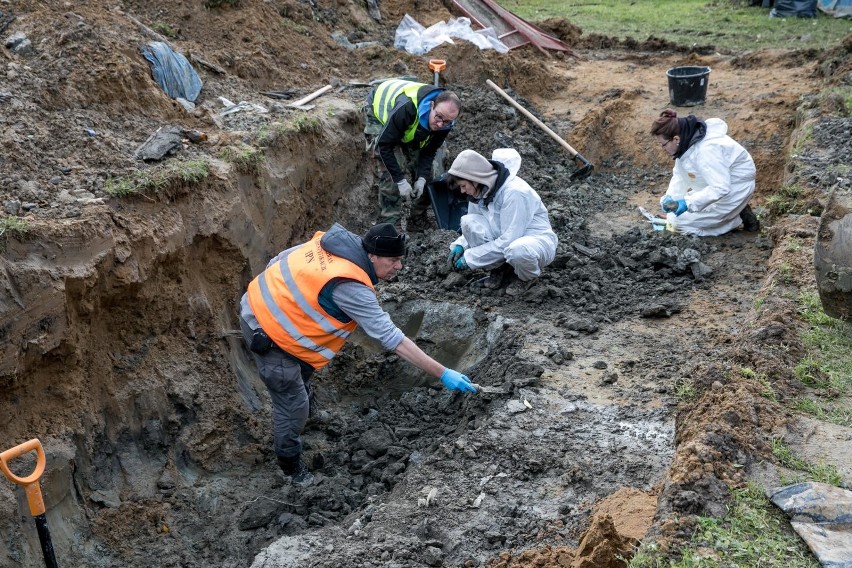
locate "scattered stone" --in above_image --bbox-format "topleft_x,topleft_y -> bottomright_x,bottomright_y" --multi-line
90,489 -> 121,509
600,372 -> 618,386
135,125 -> 183,161
5,31 -> 33,55
357,427 -> 393,458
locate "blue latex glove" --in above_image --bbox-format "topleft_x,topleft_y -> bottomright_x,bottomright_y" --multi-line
440,368 -> 477,392
454,256 -> 469,271
447,245 -> 464,266
662,196 -> 688,216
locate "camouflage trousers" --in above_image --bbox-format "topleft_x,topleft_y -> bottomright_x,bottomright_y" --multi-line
363,106 -> 444,225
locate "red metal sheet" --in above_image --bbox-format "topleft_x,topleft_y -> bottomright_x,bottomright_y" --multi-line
451,0 -> 577,56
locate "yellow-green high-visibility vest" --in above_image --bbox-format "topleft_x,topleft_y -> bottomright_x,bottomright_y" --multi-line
371,80 -> 428,145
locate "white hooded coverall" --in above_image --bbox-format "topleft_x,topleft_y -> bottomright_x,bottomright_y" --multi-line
662,118 -> 756,237
452,149 -> 558,281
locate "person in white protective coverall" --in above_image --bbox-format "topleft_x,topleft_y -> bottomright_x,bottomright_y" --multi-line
651,108 -> 760,237
445,148 -> 558,296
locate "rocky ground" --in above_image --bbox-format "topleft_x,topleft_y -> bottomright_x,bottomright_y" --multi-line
1,1 -> 851,567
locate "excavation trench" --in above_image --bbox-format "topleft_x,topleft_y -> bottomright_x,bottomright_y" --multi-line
2,86 -> 774,568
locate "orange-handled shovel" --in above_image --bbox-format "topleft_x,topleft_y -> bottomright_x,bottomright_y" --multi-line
1,439 -> 59,568
428,59 -> 446,87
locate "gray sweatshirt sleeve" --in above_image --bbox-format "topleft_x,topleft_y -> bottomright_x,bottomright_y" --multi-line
266,244 -> 300,269
332,281 -> 405,351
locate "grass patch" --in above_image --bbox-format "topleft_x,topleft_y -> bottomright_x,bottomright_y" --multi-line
628,484 -> 818,567
778,261 -> 794,285
255,116 -> 324,148
105,159 -> 209,197
255,123 -> 291,147
765,183 -> 807,215
739,367 -> 777,401
293,115 -> 322,134
0,216 -> 30,238
797,291 -> 852,395
790,292 -> 852,428
674,377 -> 697,401
151,21 -> 177,38
0,216 -> 31,252
505,0 -> 852,52
218,144 -> 264,174
786,237 -> 802,252
793,398 -> 851,427
772,437 -> 843,486
820,85 -> 852,117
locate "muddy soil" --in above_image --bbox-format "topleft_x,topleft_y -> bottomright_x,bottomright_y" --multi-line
1,1 -> 851,567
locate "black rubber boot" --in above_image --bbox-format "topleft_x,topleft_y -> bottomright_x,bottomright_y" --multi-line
473,263 -> 514,290
277,455 -> 314,485
740,205 -> 760,232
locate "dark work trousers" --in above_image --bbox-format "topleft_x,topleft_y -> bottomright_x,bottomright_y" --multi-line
239,315 -> 315,458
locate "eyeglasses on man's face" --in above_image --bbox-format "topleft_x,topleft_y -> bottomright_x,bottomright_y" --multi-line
431,105 -> 457,127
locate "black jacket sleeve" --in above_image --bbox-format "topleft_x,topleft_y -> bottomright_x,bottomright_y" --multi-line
376,99 -> 417,184
415,129 -> 449,182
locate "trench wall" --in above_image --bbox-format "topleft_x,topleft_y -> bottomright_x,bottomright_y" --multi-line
0,99 -> 370,566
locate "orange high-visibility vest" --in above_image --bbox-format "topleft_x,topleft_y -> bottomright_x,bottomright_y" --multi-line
247,232 -> 374,369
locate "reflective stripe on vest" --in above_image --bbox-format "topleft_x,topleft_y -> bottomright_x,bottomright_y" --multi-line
371,80 -> 429,145
247,233 -> 374,369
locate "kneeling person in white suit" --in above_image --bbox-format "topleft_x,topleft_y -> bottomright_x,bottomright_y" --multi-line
446,148 -> 558,295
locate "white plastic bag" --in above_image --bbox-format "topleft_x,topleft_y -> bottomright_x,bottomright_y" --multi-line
394,15 -> 510,55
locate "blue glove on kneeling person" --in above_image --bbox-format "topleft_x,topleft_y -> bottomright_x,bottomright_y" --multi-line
448,245 -> 464,264
441,368 -> 477,392
661,196 -> 688,216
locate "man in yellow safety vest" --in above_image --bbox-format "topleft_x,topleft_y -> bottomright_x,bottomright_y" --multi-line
364,79 -> 461,229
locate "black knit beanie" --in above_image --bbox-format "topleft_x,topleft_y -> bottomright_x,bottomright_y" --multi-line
362,223 -> 406,257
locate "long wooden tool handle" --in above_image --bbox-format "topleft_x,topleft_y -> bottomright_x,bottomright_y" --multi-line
485,79 -> 578,157
288,84 -> 333,108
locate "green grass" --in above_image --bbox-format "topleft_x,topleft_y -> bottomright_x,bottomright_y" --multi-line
151,21 -> 177,38
629,484 -> 818,568
793,397 -> 851,427
0,216 -> 30,238
218,144 -> 263,174
797,291 -> 852,395
772,437 -> 843,486
789,292 -> 852,427
0,216 -> 30,252
765,183 -> 806,215
105,159 -> 210,197
505,0 -> 852,52
674,377 -> 697,400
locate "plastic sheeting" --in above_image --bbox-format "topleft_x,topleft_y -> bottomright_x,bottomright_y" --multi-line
768,482 -> 852,567
141,41 -> 203,102
818,0 -> 852,17
770,0 -> 818,16
394,15 -> 509,55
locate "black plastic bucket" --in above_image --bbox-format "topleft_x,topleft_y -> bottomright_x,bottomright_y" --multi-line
666,66 -> 711,107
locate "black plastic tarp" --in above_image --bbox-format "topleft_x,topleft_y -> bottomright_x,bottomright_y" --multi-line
771,0 -> 818,16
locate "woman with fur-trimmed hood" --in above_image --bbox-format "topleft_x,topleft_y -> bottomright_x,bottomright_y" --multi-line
446,148 -> 557,295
